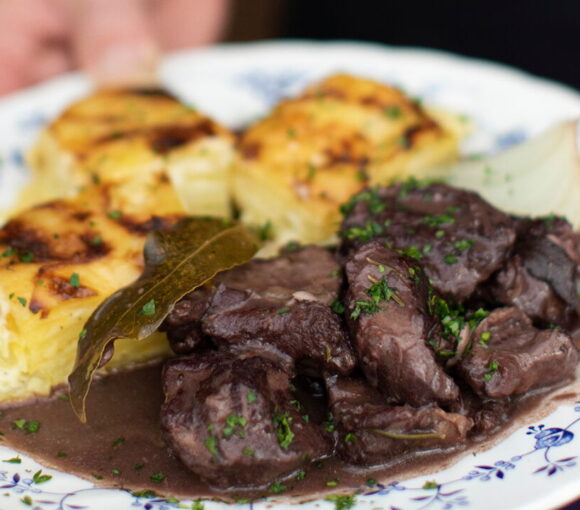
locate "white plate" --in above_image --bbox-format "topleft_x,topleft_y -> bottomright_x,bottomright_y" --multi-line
0,40 -> 579,510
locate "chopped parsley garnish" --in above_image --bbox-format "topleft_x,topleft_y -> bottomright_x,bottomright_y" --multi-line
435,229 -> 445,238
243,447 -> 255,456
453,239 -> 474,252
138,298 -> 156,316
325,414 -> 337,433
269,482 -> 286,494
112,437 -> 125,448
326,480 -> 339,487
423,214 -> 455,227
57,451 -> 67,457
274,412 -> 294,449
222,413 -> 247,438
134,464 -> 144,471
92,236 -> 102,245
423,480 -> 438,489
384,105 -> 401,118
344,220 -> 383,243
276,307 -> 290,315
344,433 -> 357,443
247,391 -> 257,404
340,187 -> 385,216
16,297 -> 27,307
107,210 -> 122,220
192,502 -> 205,510
444,253 -> 458,265
150,472 -> 165,483
19,252 -> 34,263
422,243 -> 433,254
397,135 -> 410,148
204,436 -> 218,456
366,478 -> 377,486
287,127 -> 297,138
3,457 -> 21,464
479,331 -> 491,346
32,470 -> 52,484
350,276 -> 402,319
325,494 -> 356,510
296,470 -> 307,481
401,245 -> 422,260
111,468 -> 121,475
331,299 -> 345,314
69,272 -> 80,288
483,360 -> 499,382
13,419 -> 40,434
307,163 -> 317,180
79,328 -> 87,340
259,220 -> 273,241
58,394 -> 69,402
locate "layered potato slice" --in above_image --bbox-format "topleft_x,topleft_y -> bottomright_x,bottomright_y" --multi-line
234,74 -> 465,245
17,88 -> 235,223
0,187 -> 181,403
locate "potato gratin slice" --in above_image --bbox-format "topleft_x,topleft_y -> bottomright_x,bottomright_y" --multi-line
0,189 -> 176,402
234,74 -> 465,244
21,88 -> 235,222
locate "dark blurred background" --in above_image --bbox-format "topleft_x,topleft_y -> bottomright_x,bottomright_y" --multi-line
226,0 -> 580,90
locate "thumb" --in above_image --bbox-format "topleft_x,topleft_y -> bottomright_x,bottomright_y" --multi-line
69,0 -> 159,87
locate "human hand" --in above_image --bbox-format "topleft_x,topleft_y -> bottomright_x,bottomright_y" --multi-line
0,0 -> 230,95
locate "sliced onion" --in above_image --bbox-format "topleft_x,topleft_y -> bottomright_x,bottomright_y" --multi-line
437,120 -> 580,228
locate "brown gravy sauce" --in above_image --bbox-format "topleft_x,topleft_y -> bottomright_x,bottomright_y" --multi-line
0,363 -> 578,504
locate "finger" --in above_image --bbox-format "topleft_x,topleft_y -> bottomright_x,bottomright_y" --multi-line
70,0 -> 159,87
0,0 -> 69,95
28,45 -> 74,84
150,0 -> 231,51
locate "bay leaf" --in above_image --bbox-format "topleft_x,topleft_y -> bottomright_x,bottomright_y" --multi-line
68,217 -> 259,422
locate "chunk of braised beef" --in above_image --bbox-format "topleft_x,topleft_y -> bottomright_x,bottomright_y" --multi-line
203,286 -> 356,375
326,375 -> 472,465
161,350 -> 330,488
344,241 -> 460,407
457,307 -> 578,399
161,245 -> 345,357
487,217 -> 578,327
160,286 -> 213,354
487,255 -> 573,328
340,183 -> 516,301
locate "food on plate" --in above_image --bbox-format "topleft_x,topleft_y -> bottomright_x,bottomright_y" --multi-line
0,69 -> 578,500
0,186 -> 181,402
16,89 -> 235,222
68,181 -> 577,490
234,74 -> 466,244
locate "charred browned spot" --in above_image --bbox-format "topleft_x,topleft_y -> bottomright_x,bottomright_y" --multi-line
1,218 -> 110,264
118,215 -> 183,236
148,121 -> 216,154
72,211 -> 92,222
401,119 -> 442,150
240,141 -> 261,160
304,86 -> 346,101
361,95 -> 384,108
125,88 -> 175,99
323,138 -> 369,168
30,269 -> 97,317
157,172 -> 170,184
